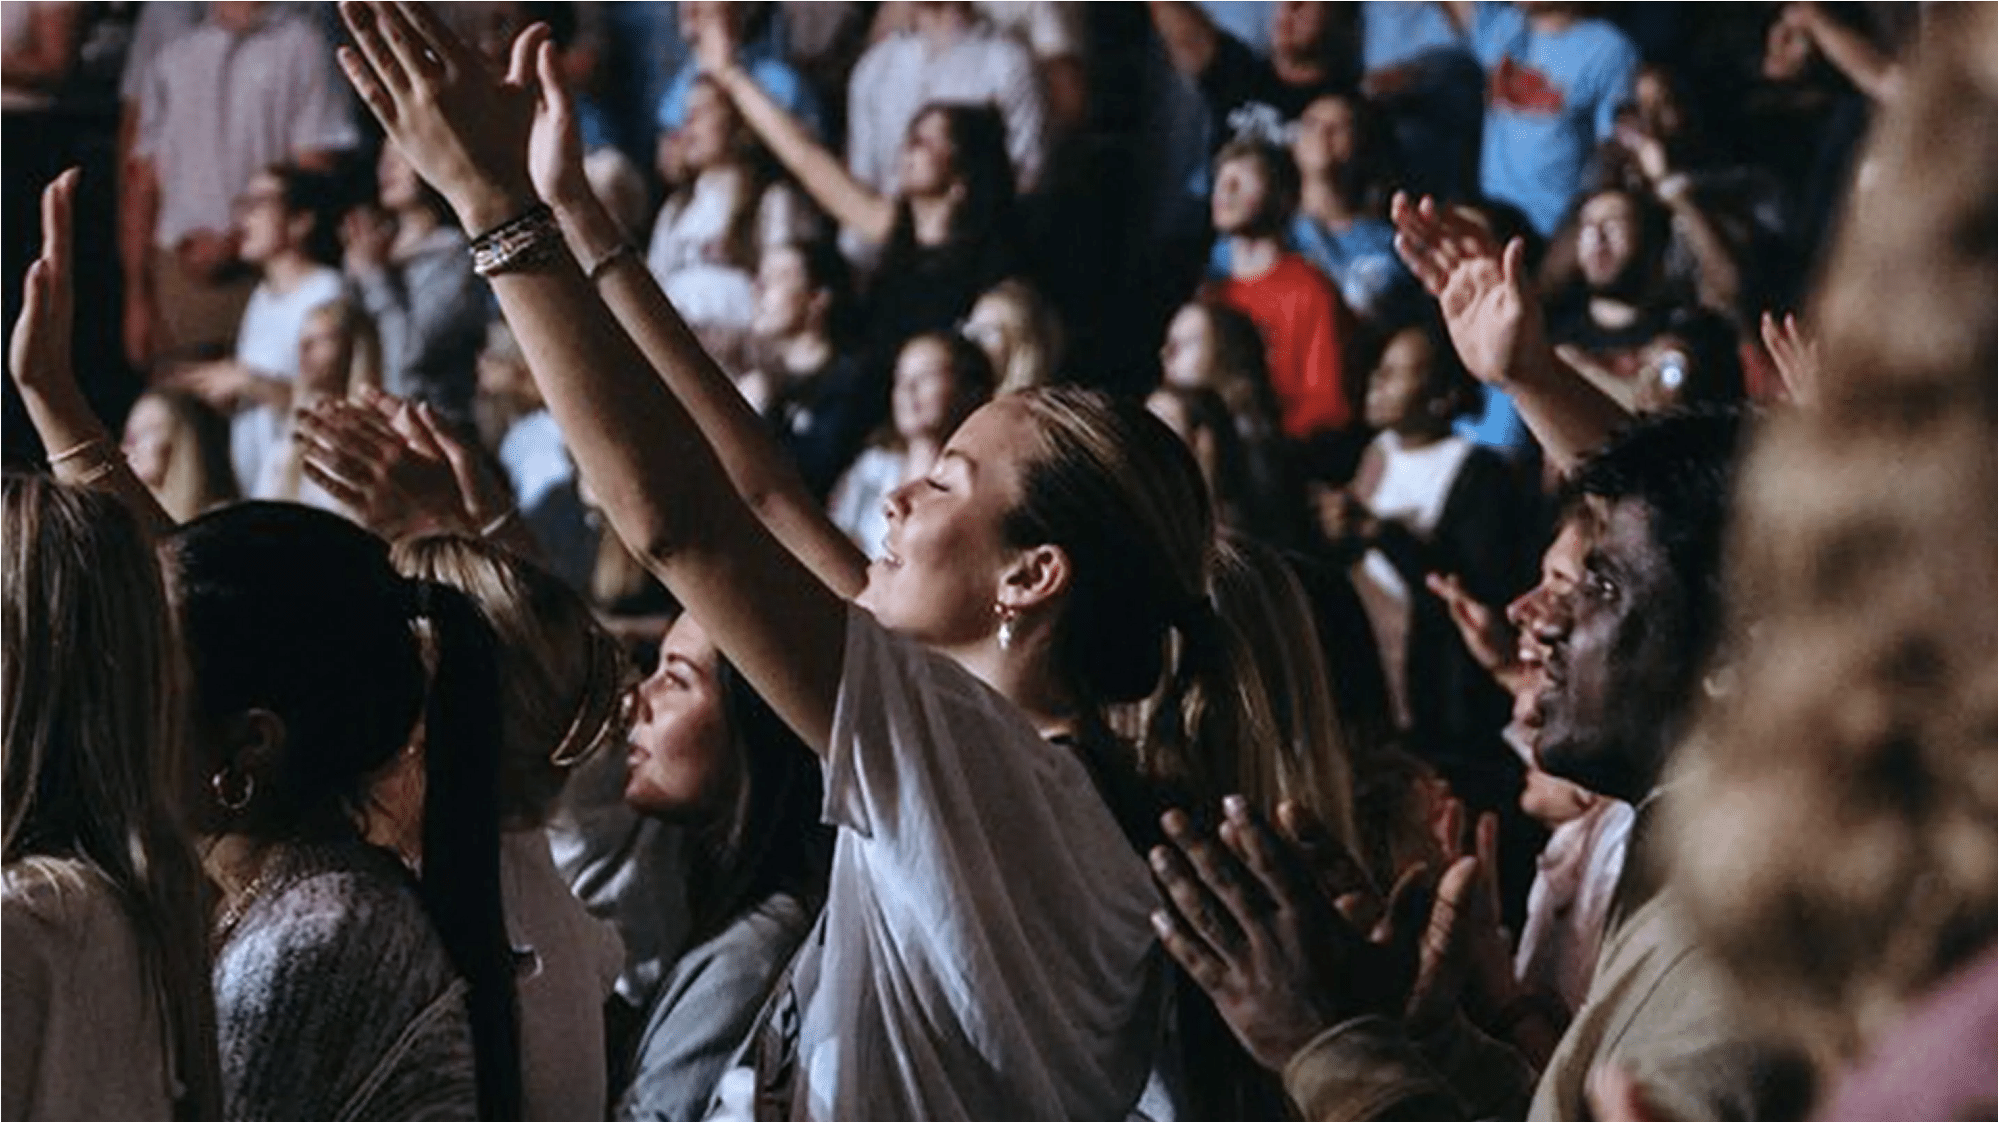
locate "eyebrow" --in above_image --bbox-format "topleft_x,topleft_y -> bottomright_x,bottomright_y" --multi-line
940,449 -> 978,478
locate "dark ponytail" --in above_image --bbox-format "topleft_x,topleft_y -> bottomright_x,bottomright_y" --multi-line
410,579 -> 522,1122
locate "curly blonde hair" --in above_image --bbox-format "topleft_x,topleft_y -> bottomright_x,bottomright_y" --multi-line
1667,5 -> 1998,1064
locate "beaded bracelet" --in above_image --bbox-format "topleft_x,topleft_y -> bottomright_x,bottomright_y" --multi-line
470,205 -> 564,277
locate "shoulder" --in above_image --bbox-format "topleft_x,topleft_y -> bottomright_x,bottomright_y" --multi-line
221,846 -> 451,992
1566,20 -> 1638,70
2,859 -> 128,950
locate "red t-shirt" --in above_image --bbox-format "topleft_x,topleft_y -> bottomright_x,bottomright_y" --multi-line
1215,254 -> 1354,439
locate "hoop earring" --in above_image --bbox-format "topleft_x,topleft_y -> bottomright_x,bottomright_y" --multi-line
995,603 -> 1018,652
211,768 -> 254,814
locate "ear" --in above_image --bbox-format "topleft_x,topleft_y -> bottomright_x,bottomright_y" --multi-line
225,708 -> 287,793
996,543 -> 1071,616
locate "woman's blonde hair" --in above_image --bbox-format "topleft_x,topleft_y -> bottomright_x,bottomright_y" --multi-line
1668,5 -> 1998,1064
2,474 -> 224,1122
391,534 -> 630,829
1210,534 -> 1364,868
973,278 -> 1065,395
131,388 -> 241,522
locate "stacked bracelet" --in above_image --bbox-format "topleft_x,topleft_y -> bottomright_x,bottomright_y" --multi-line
470,205 -> 564,277
478,506 -> 522,540
47,437 -> 122,486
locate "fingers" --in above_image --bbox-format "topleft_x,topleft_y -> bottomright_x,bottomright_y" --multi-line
1500,236 -> 1527,292
1162,810 -> 1270,939
1377,862 -> 1433,946
1151,905 -> 1230,994
40,168 -> 77,274
370,2 -> 444,90
505,21 -> 550,88
301,457 -> 371,510
1434,795 -> 1467,863
340,2 -> 411,100
1149,837 -> 1247,966
395,0 -> 475,76
1475,811 -> 1502,919
1275,799 -> 1375,899
337,44 -> 399,127
1218,796 -> 1312,916
534,37 -> 569,118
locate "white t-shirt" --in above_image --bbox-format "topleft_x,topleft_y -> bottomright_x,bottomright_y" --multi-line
713,607 -> 1164,1122
230,267 -> 345,493
826,446 -> 907,562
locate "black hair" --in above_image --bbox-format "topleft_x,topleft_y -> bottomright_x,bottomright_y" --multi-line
900,101 -> 1016,249
686,654 -> 833,944
783,237 -> 857,343
267,163 -> 348,267
165,503 -> 521,1122
1372,312 -> 1481,422
1559,407 -> 1749,690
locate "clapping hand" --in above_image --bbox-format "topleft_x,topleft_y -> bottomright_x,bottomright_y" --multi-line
1425,573 -> 1526,695
295,390 -> 501,541
1149,797 -> 1432,1072
1391,192 -> 1550,394
336,1 -> 542,236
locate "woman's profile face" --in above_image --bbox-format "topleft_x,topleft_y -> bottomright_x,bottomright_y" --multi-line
122,395 -> 177,490
858,397 -> 1032,650
623,614 -> 733,818
1160,305 -> 1215,389
751,245 -> 814,340
898,109 -> 958,198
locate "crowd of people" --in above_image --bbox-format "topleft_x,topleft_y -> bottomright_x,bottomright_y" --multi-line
4,2 -> 1993,1122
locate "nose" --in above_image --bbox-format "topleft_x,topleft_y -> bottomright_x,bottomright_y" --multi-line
1507,584 -> 1571,641
882,477 -> 917,525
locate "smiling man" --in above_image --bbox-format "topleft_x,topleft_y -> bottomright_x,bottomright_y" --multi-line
1151,407 -> 1816,1122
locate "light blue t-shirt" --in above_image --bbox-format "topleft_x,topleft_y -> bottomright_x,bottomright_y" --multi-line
1455,382 -> 1533,457
1471,2 -> 1637,235
1210,215 -> 1420,322
1362,1 -> 1469,72
656,47 -> 825,140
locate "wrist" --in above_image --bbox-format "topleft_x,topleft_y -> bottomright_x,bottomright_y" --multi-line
454,181 -> 540,241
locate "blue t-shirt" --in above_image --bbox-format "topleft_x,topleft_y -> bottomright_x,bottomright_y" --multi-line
1363,1 -> 1468,72
656,48 -> 825,140
1210,215 -> 1420,323
1471,3 -> 1637,235
1455,382 -> 1533,457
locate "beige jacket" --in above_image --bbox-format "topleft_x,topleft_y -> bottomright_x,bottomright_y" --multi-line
1281,803 -> 1813,1122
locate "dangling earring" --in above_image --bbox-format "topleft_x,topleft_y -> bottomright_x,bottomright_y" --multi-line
995,603 -> 1018,652
211,768 -> 255,814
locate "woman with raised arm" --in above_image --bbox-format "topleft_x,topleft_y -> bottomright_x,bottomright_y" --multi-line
9,170 -> 523,1122
332,6 -> 1265,1118
686,6 -> 1016,364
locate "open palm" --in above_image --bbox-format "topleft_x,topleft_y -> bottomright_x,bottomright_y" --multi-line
1392,193 -> 1547,390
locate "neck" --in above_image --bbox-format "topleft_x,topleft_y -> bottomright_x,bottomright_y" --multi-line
1588,295 -> 1641,331
201,832 -> 276,903
1229,233 -> 1285,279
1300,175 -> 1356,226
1271,49 -> 1326,86
910,193 -> 956,246
917,4 -> 971,48
948,641 -> 1082,741
396,204 -> 439,245
1528,10 -> 1578,34
1392,423 -> 1451,449
779,329 -> 833,375
263,252 -> 317,293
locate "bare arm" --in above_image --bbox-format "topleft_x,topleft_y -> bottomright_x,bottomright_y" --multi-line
1800,2 -> 1903,104
697,23 -> 894,244
11,171 -> 175,538
1148,1 -> 1219,79
528,46 -> 866,598
1657,178 -> 1743,319
337,5 -> 846,753
1392,193 -> 1630,473
1,4 -> 81,89
119,152 -> 161,370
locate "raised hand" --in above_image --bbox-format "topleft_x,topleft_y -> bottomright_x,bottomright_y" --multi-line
1760,310 -> 1820,409
1150,798 -> 1427,1071
336,1 -> 542,235
363,386 -> 514,529
9,169 -> 79,399
1425,573 -> 1526,695
525,35 -> 591,211
296,395 -> 473,540
1392,192 -> 1550,393
1405,809 -> 1516,1034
